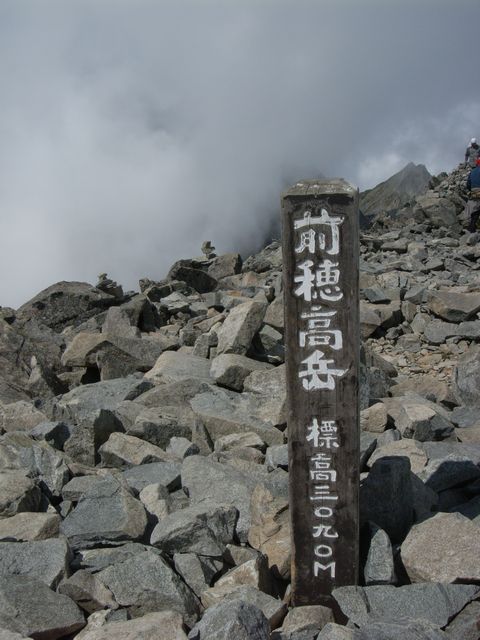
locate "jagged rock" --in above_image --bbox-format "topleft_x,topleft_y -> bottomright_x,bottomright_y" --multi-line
201,555 -> 271,607
98,432 -> 171,467
360,403 -> 388,433
389,376 -> 456,408
360,302 -> 382,338
63,408 -> 124,466
52,376 -> 153,422
218,586 -> 287,630
166,437 -> 199,459
272,605 -> 334,638
0,431 -> 70,498
128,407 -> 193,448
360,456 -> 413,542
187,599 -> 270,640
316,624 -> 354,639
75,610 -> 188,640
62,475 -> 104,501
0,400 -> 47,433
60,474 -> 148,550
0,512 -> 60,541
248,485 -> 291,579
444,601 -> 480,640
122,461 -> 182,494
207,253 -> 242,280
393,401 -> 454,441
30,420 -> 71,450
167,259 -> 218,294
0,470 -> 41,517
426,289 -> 480,322
0,538 -> 70,588
58,569 -> 117,613
190,386 -> 284,446
182,455 -> 288,543
210,354 -> 273,391
214,432 -> 266,454
97,548 -> 200,625
333,583 -> 480,628
174,553 -> 221,597
150,502 -> 238,556
145,351 -> 213,384
139,482 -> 171,519
265,444 -> 289,470
264,295 -> 284,330
364,524 -> 396,585
401,512 -> 480,583
0,575 -> 85,639
420,452 -> 480,492
453,343 -> 480,406
16,281 -> 117,332
414,194 -> 458,228
216,300 -> 267,355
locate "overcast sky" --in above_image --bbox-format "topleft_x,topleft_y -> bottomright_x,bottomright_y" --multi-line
1,0 -> 479,308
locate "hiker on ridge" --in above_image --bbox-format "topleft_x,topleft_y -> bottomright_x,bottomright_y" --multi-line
465,138 -> 480,167
465,157 -> 480,233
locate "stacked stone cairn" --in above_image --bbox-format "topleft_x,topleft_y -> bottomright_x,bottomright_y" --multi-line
0,164 -> 479,639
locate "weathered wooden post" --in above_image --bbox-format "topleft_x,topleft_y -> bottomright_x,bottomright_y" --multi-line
282,179 -> 360,607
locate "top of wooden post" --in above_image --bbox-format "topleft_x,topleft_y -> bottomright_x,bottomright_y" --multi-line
282,178 -> 357,199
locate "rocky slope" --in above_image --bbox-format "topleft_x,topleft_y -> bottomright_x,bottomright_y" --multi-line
0,163 -> 479,639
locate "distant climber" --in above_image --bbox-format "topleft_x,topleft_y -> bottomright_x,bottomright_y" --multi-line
465,137 -> 480,167
465,157 -> 480,232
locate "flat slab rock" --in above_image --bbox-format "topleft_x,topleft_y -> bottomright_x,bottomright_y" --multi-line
333,583 -> 480,628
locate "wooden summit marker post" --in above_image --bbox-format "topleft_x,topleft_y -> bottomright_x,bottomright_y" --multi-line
282,179 -> 360,607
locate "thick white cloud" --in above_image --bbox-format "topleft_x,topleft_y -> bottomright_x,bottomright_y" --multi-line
0,0 -> 479,307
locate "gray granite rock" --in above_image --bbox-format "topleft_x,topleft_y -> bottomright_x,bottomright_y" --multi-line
0,538 -> 70,588
333,583 -> 480,628
0,512 -> 60,541
187,599 -> 270,640
190,386 -> 284,446
150,502 -> 238,556
453,344 -> 480,407
182,455 -> 288,542
58,569 -> 117,613
444,601 -> 480,640
0,470 -> 41,517
355,620 -> 448,639
145,351 -> 214,384
364,524 -> 396,585
401,512 -> 480,583
210,354 -> 272,391
0,575 -> 85,639
122,461 -> 182,494
98,432 -> 171,467
60,474 -> 148,550
97,548 -> 200,626
75,610 -> 188,640
216,300 -> 267,356
174,552 -> 221,597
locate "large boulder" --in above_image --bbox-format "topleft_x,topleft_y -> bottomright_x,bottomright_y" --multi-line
16,281 -> 118,332
75,611 -> 188,640
60,475 -> 148,550
0,576 -> 85,639
0,538 -> 70,588
187,599 -> 270,640
426,289 -> 480,322
97,549 -> 200,625
401,512 -> 480,583
216,300 -> 267,355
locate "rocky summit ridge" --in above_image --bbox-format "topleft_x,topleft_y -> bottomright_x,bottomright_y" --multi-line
0,163 -> 479,639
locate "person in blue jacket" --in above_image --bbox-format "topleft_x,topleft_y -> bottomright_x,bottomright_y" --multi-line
466,157 -> 480,232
